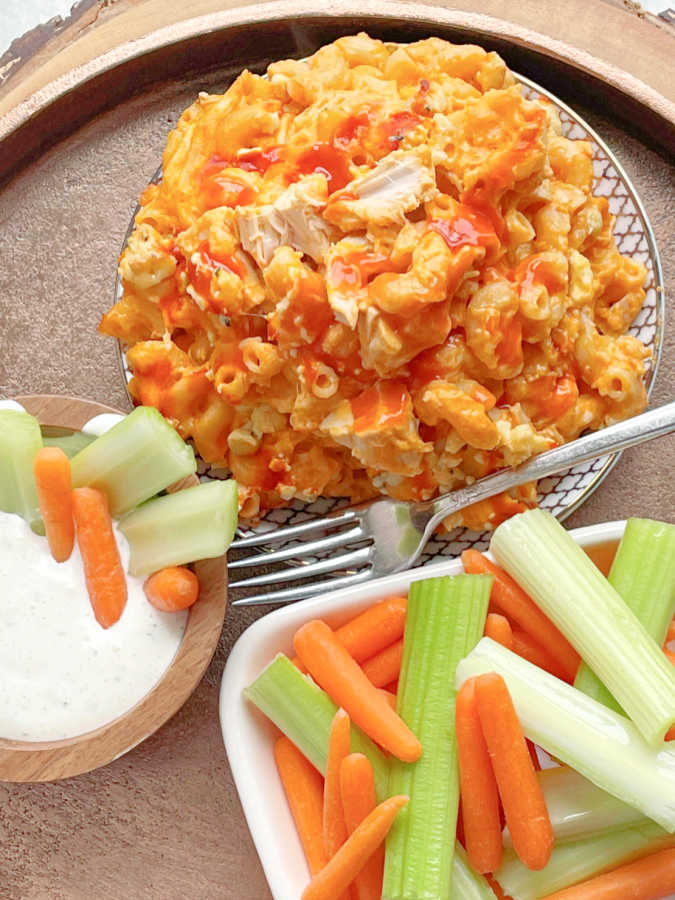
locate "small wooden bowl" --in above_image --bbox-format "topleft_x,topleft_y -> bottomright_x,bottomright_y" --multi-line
0,394 -> 228,782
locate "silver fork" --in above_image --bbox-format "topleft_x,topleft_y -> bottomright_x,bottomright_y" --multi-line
229,402 -> 675,606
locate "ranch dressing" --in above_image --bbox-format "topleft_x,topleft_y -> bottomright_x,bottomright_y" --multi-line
0,509 -> 187,741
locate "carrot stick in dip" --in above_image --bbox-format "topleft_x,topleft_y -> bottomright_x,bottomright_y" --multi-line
475,672 -> 553,871
302,795 -> 408,900
456,678 -> 503,874
361,640 -> 404,689
144,566 -> 199,612
293,620 -> 421,762
462,550 -> 580,681
274,736 -> 327,877
540,847 -> 675,900
324,710 -> 352,864
72,486 -> 127,628
33,447 -> 74,562
340,753 -> 384,900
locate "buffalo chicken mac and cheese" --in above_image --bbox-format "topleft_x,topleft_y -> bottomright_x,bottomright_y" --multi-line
100,35 -> 650,529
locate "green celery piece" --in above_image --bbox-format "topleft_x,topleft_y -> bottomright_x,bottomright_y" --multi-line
41,427 -> 95,459
0,410 -> 43,533
452,844 -> 498,899
504,766 -> 643,847
383,574 -> 492,900
70,406 -> 196,516
243,654 -> 389,799
456,638 -> 675,832
490,508 -> 675,746
119,479 -> 237,575
575,517 -> 675,713
496,820 -> 675,900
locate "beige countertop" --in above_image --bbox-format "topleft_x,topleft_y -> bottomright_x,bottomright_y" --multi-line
0,4 -> 673,897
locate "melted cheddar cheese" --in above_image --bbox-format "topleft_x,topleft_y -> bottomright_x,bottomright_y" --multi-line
100,34 -> 650,528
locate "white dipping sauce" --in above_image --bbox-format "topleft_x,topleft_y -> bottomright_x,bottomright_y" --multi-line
0,509 -> 187,741
81,413 -> 125,436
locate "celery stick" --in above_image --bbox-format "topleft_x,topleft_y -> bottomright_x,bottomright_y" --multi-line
503,766 -> 643,847
490,509 -> 675,746
456,638 -> 675,831
0,410 -> 43,533
119,479 -> 237,575
70,406 -> 196,516
575,517 -> 675,712
452,844 -> 498,899
497,820 -> 675,900
244,654 -> 389,799
41,428 -> 95,459
383,574 -> 492,900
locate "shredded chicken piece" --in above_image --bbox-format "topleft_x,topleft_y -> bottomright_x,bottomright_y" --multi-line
324,147 -> 437,230
236,174 -> 333,267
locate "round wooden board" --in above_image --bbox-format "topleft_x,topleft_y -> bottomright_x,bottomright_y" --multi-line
0,395 -> 228,783
0,0 -> 674,187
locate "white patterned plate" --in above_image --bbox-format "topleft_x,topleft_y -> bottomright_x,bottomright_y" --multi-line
115,72 -> 665,568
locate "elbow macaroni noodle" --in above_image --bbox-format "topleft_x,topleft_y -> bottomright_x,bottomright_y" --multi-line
101,35 -> 651,531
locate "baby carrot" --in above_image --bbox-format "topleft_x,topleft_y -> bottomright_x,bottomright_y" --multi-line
361,640 -> 404,689
72,487 -> 127,628
665,648 -> 675,667
485,613 -> 513,650
324,710 -> 351,861
379,689 -> 397,711
540,846 -> 675,900
340,754 -> 383,900
274,736 -> 327,877
475,672 -> 553,871
33,447 -> 74,562
294,620 -> 422,762
511,627 -> 573,683
462,550 -> 580,681
668,620 -> 675,645
291,596 -> 408,671
455,678 -> 503,874
302,795 -> 409,900
144,566 -> 199,612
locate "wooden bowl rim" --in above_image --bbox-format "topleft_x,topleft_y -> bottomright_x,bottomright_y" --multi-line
0,0 -> 674,155
0,394 -> 227,782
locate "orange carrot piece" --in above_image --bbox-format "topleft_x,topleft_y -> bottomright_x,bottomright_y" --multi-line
294,621 -> 421,763
666,727 -> 675,741
384,680 -> 398,695
291,596 -> 408,671
456,678 -> 503,874
485,613 -> 514,650
302,795 -> 408,900
486,874 -> 513,900
361,640 -> 404,689
462,549 -> 580,681
144,566 -> 199,612
475,672 -> 553,871
324,710 -> 351,860
540,847 -> 675,900
668,620 -> 675,645
33,447 -> 74,562
665,648 -> 675,667
72,487 -> 127,628
340,754 -> 384,900
526,740 -> 541,772
511,627 -> 572,683
379,689 -> 397,711
274,736 -> 327,876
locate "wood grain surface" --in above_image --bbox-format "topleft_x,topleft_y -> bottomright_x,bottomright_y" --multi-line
0,4 -> 673,898
0,395 -> 228,784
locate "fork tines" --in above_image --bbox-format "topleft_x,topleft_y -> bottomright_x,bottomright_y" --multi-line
228,509 -> 372,606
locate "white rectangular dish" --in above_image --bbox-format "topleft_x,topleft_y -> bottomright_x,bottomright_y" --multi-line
220,519 -> 627,900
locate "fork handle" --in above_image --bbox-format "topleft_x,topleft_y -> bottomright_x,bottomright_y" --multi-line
429,401 -> 675,527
